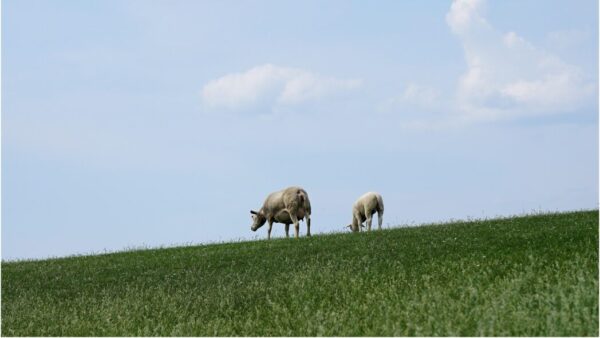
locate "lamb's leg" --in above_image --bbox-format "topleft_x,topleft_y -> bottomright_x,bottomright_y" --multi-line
366,215 -> 373,231
290,214 -> 300,239
285,224 -> 290,238
306,215 -> 311,237
267,219 -> 273,240
352,213 -> 361,232
378,211 -> 383,230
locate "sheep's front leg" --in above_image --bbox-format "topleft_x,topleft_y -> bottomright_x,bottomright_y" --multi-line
285,224 -> 290,238
351,213 -> 360,232
267,219 -> 274,240
306,215 -> 311,237
378,211 -> 383,230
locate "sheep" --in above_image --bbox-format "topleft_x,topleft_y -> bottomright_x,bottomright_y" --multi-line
348,192 -> 384,232
250,186 -> 312,239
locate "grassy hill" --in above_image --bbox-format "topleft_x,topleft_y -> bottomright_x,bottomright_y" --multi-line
2,210 -> 598,336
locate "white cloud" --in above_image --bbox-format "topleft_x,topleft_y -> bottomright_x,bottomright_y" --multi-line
382,83 -> 442,113
446,0 -> 488,35
447,0 -> 595,122
201,64 -> 361,110
402,83 -> 440,106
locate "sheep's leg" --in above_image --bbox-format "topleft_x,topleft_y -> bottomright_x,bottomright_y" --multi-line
285,224 -> 290,238
351,213 -> 360,232
290,214 -> 300,239
364,206 -> 373,231
267,219 -> 273,240
306,215 -> 311,237
378,211 -> 383,230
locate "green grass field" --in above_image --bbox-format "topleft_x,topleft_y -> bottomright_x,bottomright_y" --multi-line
2,210 -> 598,336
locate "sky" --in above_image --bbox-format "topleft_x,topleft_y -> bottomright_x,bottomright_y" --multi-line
2,0 -> 598,260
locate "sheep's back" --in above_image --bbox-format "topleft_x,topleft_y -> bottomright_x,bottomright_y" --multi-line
354,192 -> 381,215
262,186 -> 311,216
262,190 -> 286,215
281,186 -> 308,211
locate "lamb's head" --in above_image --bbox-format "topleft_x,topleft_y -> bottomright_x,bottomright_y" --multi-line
346,223 -> 364,232
250,210 -> 267,231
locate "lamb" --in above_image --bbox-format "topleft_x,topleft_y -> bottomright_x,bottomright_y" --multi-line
250,186 -> 312,239
348,192 -> 384,232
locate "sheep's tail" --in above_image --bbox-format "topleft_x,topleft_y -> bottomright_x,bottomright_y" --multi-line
298,188 -> 312,215
376,194 -> 384,215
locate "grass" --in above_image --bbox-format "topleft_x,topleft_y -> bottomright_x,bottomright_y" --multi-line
2,210 -> 598,336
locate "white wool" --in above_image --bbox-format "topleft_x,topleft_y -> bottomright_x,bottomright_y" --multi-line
250,186 -> 312,239
349,192 -> 384,232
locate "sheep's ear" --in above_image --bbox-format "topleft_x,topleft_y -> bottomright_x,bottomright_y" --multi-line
250,210 -> 258,215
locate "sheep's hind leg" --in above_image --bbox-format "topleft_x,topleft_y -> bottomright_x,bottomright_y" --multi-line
285,224 -> 290,238
290,214 -> 300,239
366,216 -> 373,232
306,215 -> 311,237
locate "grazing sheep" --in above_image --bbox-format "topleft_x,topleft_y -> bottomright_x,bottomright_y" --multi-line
250,186 -> 312,239
348,192 -> 384,232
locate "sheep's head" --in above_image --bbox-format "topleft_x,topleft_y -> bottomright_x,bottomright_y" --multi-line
347,223 -> 363,232
250,210 -> 267,231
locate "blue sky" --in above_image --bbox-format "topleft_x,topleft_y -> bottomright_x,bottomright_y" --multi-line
3,0 -> 598,260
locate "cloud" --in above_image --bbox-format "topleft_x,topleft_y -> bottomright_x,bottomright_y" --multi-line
201,64 -> 362,111
446,0 -> 595,121
381,83 -> 442,112
446,0 -> 489,35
